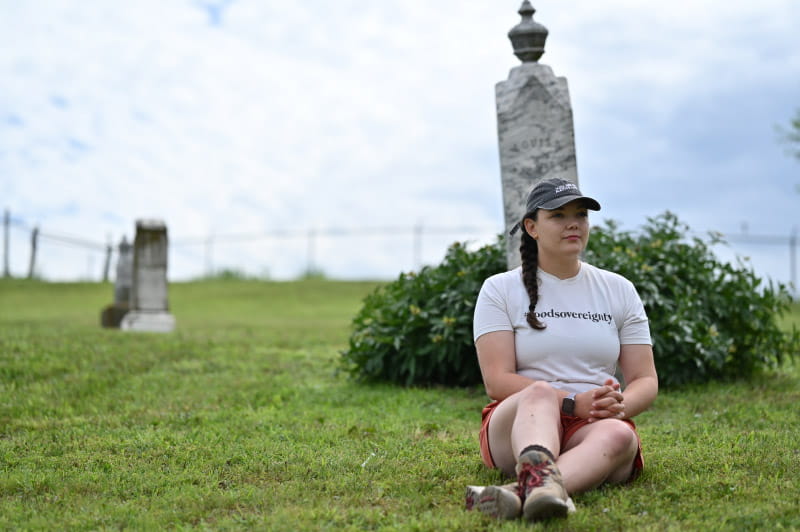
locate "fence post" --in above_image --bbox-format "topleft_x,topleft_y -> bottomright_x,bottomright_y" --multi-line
27,226 -> 39,279
102,236 -> 113,282
791,226 -> 797,293
205,235 -> 214,276
3,209 -> 9,278
306,229 -> 316,275
413,223 -> 423,270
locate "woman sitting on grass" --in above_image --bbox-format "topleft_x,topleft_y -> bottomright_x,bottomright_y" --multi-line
465,178 -> 659,522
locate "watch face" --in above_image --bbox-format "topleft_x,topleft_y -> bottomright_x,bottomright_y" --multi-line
562,397 -> 575,415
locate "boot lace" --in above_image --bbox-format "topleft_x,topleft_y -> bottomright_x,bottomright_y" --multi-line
518,460 -> 553,496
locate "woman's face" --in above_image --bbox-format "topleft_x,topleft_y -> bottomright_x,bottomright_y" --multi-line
523,199 -> 590,259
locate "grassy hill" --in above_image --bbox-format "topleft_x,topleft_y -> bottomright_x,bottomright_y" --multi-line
1,279 -> 798,530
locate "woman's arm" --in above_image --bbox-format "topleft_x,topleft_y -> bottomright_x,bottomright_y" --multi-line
475,330 -> 534,401
617,343 -> 659,419
582,345 -> 657,421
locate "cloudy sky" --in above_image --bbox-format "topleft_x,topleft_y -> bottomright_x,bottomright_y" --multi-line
1,1 -> 798,286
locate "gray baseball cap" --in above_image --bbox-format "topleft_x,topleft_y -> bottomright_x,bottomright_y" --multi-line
509,178 -> 601,235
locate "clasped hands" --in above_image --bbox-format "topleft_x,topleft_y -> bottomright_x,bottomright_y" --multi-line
583,378 -> 625,423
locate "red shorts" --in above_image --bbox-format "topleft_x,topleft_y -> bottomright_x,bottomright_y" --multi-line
479,400 -> 644,481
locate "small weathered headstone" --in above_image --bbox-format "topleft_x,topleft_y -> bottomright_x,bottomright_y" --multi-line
100,237 -> 133,328
496,2 -> 581,268
114,237 -> 132,304
119,219 -> 176,332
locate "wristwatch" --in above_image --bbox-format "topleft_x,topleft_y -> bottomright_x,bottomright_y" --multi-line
561,393 -> 577,416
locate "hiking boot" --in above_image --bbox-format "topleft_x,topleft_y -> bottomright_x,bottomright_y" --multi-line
464,483 -> 521,520
516,448 -> 569,521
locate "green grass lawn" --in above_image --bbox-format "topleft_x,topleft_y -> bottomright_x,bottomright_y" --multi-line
1,279 -> 798,530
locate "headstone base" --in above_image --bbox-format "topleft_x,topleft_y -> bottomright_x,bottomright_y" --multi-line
120,311 -> 176,333
100,303 -> 130,328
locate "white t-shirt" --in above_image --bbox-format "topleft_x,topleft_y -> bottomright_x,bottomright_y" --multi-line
473,262 -> 651,394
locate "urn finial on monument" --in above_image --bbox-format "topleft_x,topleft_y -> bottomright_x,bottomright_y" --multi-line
508,1 -> 549,63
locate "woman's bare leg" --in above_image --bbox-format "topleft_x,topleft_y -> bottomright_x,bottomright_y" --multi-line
486,381 -> 563,476
556,419 -> 639,493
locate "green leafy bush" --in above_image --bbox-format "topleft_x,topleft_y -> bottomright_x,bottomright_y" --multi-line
584,211 -> 799,387
342,211 -> 799,388
340,240 -> 506,386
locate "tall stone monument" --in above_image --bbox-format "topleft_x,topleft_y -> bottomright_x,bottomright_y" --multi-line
119,219 -> 176,332
496,2 -> 581,268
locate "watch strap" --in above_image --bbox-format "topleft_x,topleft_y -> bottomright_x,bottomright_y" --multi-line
561,392 -> 577,415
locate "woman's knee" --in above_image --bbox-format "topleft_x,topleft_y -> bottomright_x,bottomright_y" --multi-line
600,420 -> 638,460
518,380 -> 558,404
600,421 -> 639,484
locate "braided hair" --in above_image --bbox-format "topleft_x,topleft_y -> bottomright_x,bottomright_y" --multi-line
519,213 -> 546,330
